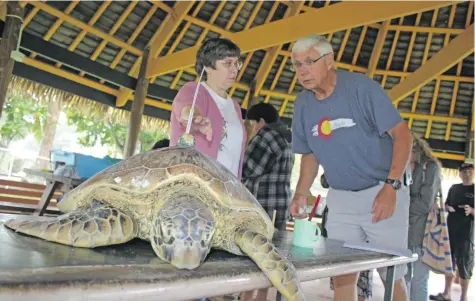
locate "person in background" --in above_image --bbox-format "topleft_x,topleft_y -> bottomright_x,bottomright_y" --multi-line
151,138 -> 170,150
289,34 -> 412,301
320,173 -> 373,301
405,133 -> 442,301
239,102 -> 294,301
169,38 -> 247,179
54,161 -> 80,203
430,163 -> 474,301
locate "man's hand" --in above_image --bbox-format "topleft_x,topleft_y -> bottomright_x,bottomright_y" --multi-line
179,106 -> 213,141
372,184 -> 397,223
459,205 -> 474,216
290,194 -> 309,219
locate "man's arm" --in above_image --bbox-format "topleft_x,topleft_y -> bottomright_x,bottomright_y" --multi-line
359,75 -> 412,181
294,154 -> 319,197
290,93 -> 318,218
387,121 -> 412,181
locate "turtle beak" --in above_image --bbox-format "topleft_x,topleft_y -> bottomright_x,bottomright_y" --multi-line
169,238 -> 211,270
150,197 -> 216,270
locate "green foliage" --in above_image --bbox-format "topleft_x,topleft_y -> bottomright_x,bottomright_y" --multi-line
65,107 -> 168,156
0,94 -> 47,147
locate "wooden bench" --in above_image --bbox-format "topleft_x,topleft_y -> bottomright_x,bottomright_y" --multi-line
0,179 -> 61,216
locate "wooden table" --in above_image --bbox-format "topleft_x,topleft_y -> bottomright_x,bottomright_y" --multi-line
23,169 -> 85,215
0,214 -> 417,301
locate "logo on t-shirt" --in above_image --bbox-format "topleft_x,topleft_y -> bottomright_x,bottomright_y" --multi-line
311,117 -> 356,139
465,192 -> 474,199
219,120 -> 228,151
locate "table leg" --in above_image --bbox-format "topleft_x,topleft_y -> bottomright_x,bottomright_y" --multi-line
275,291 -> 284,301
34,181 -> 59,216
384,265 -> 396,301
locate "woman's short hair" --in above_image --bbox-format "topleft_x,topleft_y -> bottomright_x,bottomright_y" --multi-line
195,38 -> 241,80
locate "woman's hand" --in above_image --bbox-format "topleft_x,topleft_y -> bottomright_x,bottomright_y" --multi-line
179,106 -> 213,141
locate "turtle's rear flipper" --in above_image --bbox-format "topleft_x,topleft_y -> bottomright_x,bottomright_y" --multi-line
235,229 -> 305,301
4,200 -> 137,248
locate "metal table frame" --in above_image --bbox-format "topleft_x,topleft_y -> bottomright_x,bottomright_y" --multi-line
0,214 -> 416,301
23,168 -> 84,215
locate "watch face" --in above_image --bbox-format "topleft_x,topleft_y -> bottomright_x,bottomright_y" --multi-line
393,181 -> 401,190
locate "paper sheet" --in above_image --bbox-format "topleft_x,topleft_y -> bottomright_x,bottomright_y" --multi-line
343,241 -> 413,257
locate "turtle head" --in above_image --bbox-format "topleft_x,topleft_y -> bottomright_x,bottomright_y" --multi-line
151,195 -> 216,270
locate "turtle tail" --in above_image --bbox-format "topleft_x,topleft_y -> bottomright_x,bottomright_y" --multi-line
235,228 -> 306,301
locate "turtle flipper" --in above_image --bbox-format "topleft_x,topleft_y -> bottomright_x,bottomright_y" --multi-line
235,229 -> 305,301
4,200 -> 137,248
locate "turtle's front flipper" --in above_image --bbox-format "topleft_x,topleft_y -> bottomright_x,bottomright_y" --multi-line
235,229 -> 305,301
4,200 -> 137,248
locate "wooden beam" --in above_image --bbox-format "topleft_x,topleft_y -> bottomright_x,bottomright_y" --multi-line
116,1 -> 193,107
0,1 -> 24,118
12,62 -> 173,122
124,46 -> 150,158
30,2 -> 142,56
389,24 -> 474,105
367,21 -> 390,78
146,1 -> 453,78
252,1 -> 304,99
149,1 -> 194,61
0,2 -> 6,22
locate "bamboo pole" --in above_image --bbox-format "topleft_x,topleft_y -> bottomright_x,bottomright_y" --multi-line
124,46 -> 150,158
0,1 -> 24,118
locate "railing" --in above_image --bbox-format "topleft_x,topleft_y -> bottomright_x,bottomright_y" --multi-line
0,147 -> 51,184
0,179 -> 61,215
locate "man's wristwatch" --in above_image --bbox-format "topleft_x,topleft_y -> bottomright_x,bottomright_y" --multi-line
385,178 -> 402,190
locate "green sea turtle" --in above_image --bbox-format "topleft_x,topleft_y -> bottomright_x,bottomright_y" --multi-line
4,146 -> 305,301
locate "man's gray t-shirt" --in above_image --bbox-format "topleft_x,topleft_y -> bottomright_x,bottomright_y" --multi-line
291,69 -> 403,191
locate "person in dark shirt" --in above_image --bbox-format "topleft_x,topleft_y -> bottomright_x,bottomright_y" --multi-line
430,163 -> 474,301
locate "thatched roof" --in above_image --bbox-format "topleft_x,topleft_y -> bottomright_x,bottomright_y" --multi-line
7,75 -> 170,134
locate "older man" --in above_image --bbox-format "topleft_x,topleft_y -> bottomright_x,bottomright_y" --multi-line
289,35 -> 412,301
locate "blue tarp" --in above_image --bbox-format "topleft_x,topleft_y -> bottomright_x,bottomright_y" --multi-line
50,150 -> 121,179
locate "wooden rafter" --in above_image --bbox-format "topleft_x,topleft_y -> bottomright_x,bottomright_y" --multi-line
115,1 -> 194,107
367,21 -> 390,78
251,1 -> 304,103
146,1 -> 452,78
389,24 -> 474,105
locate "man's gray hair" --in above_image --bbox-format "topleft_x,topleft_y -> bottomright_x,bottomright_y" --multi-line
291,35 -> 334,60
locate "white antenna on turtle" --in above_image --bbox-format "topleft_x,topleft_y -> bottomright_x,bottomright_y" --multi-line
177,68 -> 206,147
185,68 -> 206,134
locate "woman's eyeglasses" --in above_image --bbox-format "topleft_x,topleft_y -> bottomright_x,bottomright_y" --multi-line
221,60 -> 243,70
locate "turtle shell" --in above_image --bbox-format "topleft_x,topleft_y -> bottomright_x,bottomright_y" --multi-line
57,147 -> 269,218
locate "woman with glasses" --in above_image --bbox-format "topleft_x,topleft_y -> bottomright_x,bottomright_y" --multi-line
169,38 -> 247,179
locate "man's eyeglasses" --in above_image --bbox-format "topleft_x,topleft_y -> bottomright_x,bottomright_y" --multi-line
290,53 -> 329,72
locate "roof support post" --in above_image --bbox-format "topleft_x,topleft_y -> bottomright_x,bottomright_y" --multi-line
0,1 -> 24,118
124,46 -> 150,158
